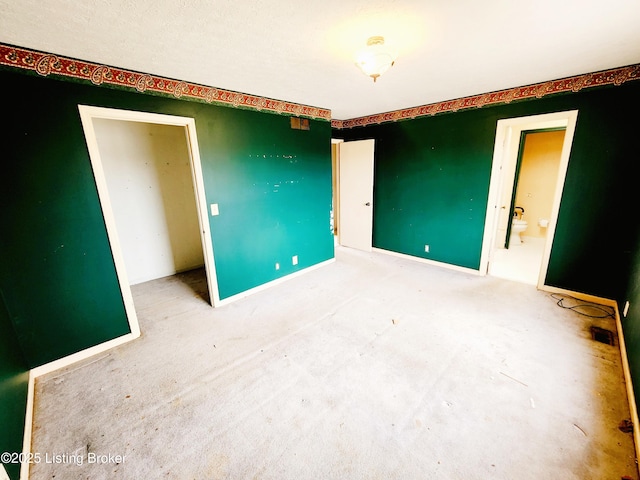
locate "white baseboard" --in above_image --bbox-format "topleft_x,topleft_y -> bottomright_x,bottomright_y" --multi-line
17,261 -> 639,478
17,255 -> 335,478
19,372 -> 35,480
540,284 -> 640,463
539,285 -> 616,307
29,332 -> 139,379
18,256 -> 336,477
614,304 -> 640,464
217,258 -> 335,307
372,247 -> 481,276
19,331 -> 139,479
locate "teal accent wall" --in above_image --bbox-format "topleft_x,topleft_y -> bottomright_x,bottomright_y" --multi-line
0,68 -> 333,467
0,294 -> 28,480
199,108 -> 334,299
1,75 -> 131,367
0,69 -> 333,367
2,55 -> 637,472
336,81 -> 640,301
336,80 -> 640,417
357,109 -> 497,269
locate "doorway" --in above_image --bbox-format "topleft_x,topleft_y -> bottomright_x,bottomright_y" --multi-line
79,106 -> 221,334
480,111 -> 578,287
334,139 -> 376,252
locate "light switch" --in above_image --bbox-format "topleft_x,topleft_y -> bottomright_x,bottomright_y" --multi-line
210,203 -> 219,216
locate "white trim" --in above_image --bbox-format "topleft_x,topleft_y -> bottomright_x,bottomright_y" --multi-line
78,105 -> 221,312
17,277 -> 640,477
615,307 -> 640,463
19,331 -> 138,479
540,284 -> 640,462
183,120 -> 221,305
78,108 -> 140,336
15,256 -> 333,478
536,114 -> 578,288
539,284 -> 615,307
29,333 -> 138,378
216,258 -> 335,306
19,372 -> 35,480
481,110 -> 578,289
372,247 -> 482,276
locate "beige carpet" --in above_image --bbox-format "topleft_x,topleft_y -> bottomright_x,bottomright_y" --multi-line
29,246 -> 637,479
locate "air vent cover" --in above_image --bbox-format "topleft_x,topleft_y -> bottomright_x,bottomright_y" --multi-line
290,117 -> 310,130
590,326 -> 614,345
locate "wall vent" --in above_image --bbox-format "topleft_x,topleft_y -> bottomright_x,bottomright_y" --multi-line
590,326 -> 614,346
290,117 -> 310,130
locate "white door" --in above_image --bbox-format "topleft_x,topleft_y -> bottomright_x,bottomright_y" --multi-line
338,139 -> 375,251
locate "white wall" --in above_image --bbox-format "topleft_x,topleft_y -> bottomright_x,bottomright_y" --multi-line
93,119 -> 204,285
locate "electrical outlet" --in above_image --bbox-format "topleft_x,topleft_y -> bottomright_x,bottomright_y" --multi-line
424,245 -> 430,253
292,255 -> 298,265
0,464 -> 10,480
624,301 -> 630,317
275,263 -> 280,271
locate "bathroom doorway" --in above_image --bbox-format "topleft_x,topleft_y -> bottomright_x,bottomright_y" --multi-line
480,111 -> 578,287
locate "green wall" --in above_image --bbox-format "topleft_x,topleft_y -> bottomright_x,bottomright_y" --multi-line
0,297 -> 28,480
0,68 -> 333,477
1,75 -> 132,368
2,56 -> 638,478
363,110 -> 496,269
336,80 -> 640,420
336,81 -> 640,301
202,108 -> 334,299
624,230 -> 640,409
0,69 -> 333,367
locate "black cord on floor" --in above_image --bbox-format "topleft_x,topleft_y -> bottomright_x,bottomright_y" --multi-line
550,293 -> 615,319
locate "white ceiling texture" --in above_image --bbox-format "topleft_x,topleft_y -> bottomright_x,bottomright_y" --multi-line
1,0 -> 640,120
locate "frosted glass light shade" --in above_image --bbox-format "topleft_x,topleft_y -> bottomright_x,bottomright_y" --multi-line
355,36 -> 397,82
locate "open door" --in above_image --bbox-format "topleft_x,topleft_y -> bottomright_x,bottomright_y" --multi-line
338,139 -> 375,251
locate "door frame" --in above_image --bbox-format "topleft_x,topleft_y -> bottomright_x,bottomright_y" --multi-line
78,106 -> 221,327
331,138 -> 343,241
479,110 -> 578,288
336,139 -> 376,252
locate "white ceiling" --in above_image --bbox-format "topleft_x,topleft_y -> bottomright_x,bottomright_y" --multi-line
1,0 -> 640,120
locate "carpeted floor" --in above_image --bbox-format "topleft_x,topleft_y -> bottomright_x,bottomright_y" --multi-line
29,246 -> 637,479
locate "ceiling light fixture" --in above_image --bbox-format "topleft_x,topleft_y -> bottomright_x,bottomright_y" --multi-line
355,36 -> 397,83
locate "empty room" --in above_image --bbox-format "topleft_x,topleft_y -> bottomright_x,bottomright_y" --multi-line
1,1 -> 640,479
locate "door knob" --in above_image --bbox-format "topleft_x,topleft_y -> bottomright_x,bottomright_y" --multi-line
365,202 -> 371,206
